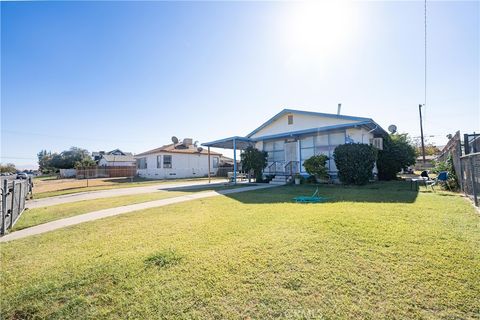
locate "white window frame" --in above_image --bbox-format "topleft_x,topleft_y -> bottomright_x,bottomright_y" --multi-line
163,155 -> 172,168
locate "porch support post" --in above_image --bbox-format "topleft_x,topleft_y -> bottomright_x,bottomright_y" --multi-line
233,138 -> 237,185
208,147 -> 211,184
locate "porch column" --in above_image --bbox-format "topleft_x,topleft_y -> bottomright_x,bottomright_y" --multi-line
208,146 -> 211,184
233,138 -> 237,184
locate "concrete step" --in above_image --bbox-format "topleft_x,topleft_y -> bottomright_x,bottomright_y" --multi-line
269,181 -> 287,185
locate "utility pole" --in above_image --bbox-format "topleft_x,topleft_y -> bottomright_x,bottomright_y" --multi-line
419,104 -> 426,164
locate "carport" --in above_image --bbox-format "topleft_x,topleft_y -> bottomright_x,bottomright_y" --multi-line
202,136 -> 255,184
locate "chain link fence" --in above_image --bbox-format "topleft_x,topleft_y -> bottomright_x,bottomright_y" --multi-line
460,153 -> 479,207
1,178 -> 33,235
437,131 -> 479,207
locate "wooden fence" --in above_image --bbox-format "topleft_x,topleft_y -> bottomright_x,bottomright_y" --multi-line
76,166 -> 136,179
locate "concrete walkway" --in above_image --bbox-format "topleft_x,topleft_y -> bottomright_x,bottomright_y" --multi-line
27,180 -> 228,209
1,184 -> 274,243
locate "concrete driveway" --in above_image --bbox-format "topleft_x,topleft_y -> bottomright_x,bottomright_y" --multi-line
27,180 -> 230,209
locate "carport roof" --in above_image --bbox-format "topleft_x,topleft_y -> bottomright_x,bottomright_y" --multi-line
201,136 -> 255,150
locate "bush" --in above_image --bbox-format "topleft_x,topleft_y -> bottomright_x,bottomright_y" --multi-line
333,144 -> 377,185
377,134 -> 416,180
305,175 -> 317,184
433,155 -> 459,191
240,146 -> 268,182
303,155 -> 329,179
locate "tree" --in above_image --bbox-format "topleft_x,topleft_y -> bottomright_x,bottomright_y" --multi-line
377,134 -> 416,180
0,163 -> 16,173
333,144 -> 378,185
240,146 -> 268,182
303,155 -> 329,180
37,147 -> 92,171
74,158 -> 96,169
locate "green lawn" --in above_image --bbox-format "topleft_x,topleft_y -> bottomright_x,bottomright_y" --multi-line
14,184 -> 248,231
1,182 -> 479,319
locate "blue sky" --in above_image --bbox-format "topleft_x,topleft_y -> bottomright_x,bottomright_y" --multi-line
1,1 -> 479,169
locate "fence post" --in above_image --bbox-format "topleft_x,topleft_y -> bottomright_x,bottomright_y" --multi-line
9,181 -> 15,229
17,182 -> 23,221
1,179 -> 8,235
469,156 -> 478,207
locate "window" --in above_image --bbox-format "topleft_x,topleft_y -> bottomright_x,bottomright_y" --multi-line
137,158 -> 147,169
264,140 -> 284,162
287,114 -> 293,125
163,155 -> 172,168
299,131 -> 346,172
213,157 -> 219,168
157,155 -> 162,168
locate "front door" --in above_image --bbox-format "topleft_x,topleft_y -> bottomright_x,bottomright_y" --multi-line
284,141 -> 298,174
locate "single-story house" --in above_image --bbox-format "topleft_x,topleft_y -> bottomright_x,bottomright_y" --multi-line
202,108 -> 387,183
135,138 -> 222,179
95,149 -> 136,167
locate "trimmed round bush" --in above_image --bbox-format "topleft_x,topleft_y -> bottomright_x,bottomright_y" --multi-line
333,144 -> 377,185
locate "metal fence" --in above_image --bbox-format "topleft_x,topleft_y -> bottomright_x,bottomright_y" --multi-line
437,131 -> 480,207
460,153 -> 480,207
1,178 -> 33,235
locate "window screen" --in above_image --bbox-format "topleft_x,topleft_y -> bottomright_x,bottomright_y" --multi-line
163,155 -> 172,168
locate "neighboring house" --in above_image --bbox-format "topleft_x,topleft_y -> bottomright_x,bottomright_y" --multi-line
94,149 -> 136,167
135,138 -> 222,179
203,108 -> 387,182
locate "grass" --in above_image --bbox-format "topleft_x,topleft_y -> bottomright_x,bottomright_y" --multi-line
14,184 -> 248,231
1,181 -> 479,319
32,177 -> 225,199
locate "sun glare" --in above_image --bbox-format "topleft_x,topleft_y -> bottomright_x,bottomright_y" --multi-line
279,1 -> 358,66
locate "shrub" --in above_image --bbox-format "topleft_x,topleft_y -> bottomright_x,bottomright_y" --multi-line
433,155 -> 459,191
240,146 -> 268,182
377,134 -> 416,180
333,144 -> 377,185
303,155 -> 329,179
305,175 -> 317,184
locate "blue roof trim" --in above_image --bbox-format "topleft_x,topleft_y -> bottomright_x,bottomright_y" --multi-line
201,136 -> 254,147
251,121 -> 381,141
246,108 -> 373,138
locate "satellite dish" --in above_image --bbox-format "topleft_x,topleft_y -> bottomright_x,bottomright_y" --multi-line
197,147 -> 203,153
171,136 -> 179,144
388,125 -> 397,134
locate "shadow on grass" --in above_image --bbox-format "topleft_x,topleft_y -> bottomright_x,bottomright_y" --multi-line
222,181 -> 420,204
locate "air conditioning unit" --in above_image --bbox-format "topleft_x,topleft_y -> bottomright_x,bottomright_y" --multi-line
183,138 -> 193,146
371,138 -> 383,150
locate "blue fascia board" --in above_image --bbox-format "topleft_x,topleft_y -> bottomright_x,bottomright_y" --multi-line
246,108 -> 374,138
251,121 -> 374,141
201,136 -> 254,148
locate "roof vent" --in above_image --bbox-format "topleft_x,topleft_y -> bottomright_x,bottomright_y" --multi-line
337,103 -> 342,115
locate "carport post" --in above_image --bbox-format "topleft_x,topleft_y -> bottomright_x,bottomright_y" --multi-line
233,138 -> 237,185
208,147 -> 211,184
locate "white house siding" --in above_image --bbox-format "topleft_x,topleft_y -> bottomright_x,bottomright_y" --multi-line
136,153 -> 220,179
250,113 -> 359,139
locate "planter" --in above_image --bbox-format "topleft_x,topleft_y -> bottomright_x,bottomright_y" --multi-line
294,178 -> 301,185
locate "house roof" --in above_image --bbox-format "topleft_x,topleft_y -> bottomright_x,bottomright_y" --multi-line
101,154 -> 135,162
135,144 -> 222,157
250,120 -> 386,141
246,108 -> 380,138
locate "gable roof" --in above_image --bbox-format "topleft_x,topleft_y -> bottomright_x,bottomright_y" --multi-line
246,108 -> 374,138
135,144 -> 222,157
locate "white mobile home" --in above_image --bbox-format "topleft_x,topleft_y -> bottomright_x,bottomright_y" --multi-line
203,108 -> 387,183
135,139 -> 222,179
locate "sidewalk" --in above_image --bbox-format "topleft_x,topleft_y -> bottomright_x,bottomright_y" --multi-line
1,184 -> 274,242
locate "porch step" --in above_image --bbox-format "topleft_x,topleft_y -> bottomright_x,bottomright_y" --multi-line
269,175 -> 289,185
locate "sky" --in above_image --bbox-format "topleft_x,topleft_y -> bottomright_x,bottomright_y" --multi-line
1,0 -> 479,169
